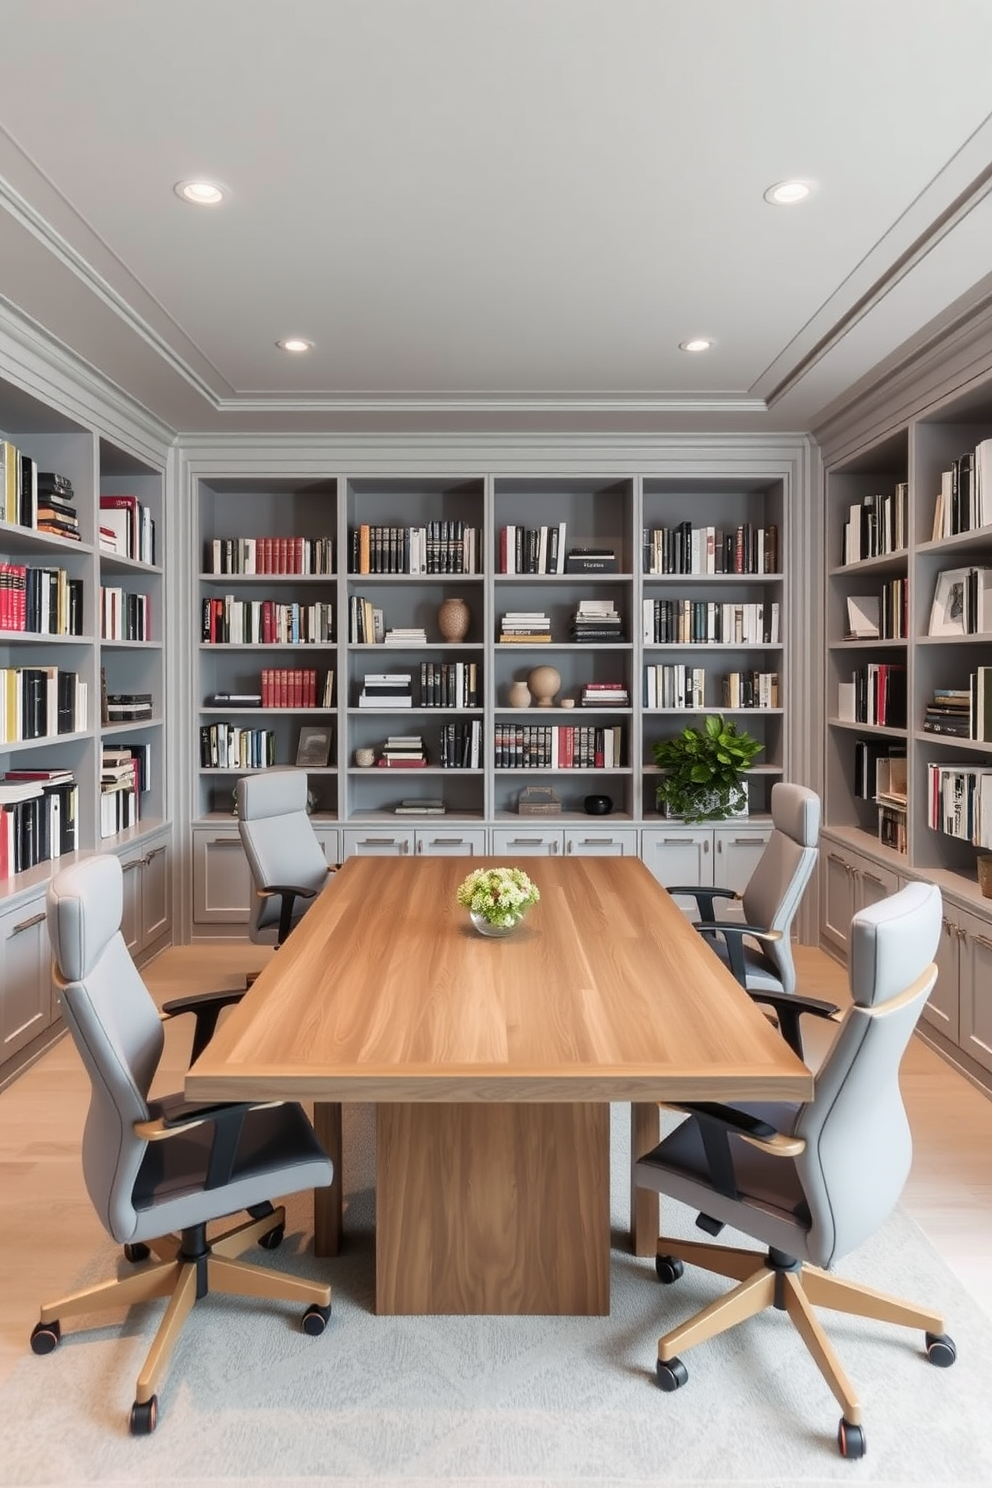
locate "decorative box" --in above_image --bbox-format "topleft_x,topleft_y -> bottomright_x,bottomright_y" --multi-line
518,786 -> 561,816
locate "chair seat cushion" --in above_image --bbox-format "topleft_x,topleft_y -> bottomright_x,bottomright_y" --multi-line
130,1098 -> 333,1240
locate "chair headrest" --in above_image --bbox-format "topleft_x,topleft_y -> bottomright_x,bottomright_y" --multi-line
849,879 -> 941,1008
237,768 -> 309,821
770,782 -> 820,846
47,855 -> 124,981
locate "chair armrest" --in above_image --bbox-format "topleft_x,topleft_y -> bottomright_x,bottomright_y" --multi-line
161,988 -> 247,1066
665,885 -> 741,922
694,920 -> 783,988
257,882 -> 320,945
746,988 -> 843,1061
136,1096 -> 281,1189
651,1100 -> 805,1201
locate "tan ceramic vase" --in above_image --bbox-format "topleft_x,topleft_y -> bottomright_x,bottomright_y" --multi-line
508,680 -> 531,708
437,596 -> 471,642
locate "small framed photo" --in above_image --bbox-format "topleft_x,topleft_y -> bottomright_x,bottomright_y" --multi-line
928,567 -> 970,637
296,726 -> 332,767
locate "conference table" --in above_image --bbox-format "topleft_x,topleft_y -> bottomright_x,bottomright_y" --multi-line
186,854 -> 811,1316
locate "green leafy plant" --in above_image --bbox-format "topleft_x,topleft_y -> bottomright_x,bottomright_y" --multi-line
456,866 -> 540,927
652,715 -> 763,823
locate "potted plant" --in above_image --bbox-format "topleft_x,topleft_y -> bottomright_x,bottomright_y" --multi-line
652,715 -> 763,822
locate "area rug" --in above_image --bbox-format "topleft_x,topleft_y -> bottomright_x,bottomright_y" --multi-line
1,1105 -> 990,1488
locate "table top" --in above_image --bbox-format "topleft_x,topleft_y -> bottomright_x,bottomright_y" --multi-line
185,855 -> 812,1104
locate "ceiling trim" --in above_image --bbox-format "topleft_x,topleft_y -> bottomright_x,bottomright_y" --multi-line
212,395 -> 769,415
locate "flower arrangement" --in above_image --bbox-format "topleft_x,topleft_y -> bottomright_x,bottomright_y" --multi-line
456,866 -> 540,928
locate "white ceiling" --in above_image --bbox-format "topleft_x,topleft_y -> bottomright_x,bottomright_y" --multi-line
2,0 -> 992,438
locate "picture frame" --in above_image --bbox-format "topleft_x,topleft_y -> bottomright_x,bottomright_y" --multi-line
928,567 -> 970,637
296,725 -> 332,768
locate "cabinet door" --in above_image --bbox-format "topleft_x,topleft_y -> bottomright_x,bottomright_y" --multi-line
193,829 -> 253,924
821,846 -> 857,953
312,827 -> 341,867
640,828 -> 712,916
0,897 -> 52,1064
119,849 -> 144,956
342,829 -> 415,857
415,828 -> 488,856
959,908 -> 992,1075
490,828 -> 563,856
140,840 -> 172,949
856,858 -> 898,912
563,828 -> 639,857
923,906 -> 961,1042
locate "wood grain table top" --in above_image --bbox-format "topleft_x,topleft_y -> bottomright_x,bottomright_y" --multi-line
185,855 -> 812,1104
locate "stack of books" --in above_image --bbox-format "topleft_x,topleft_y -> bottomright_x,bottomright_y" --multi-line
358,673 -> 413,707
377,734 -> 427,767
36,472 -> 80,541
498,612 -> 552,643
384,627 -> 428,646
922,688 -> 971,737
565,547 -> 618,573
394,798 -> 445,814
0,769 -> 78,875
104,691 -> 153,723
581,681 -> 629,708
100,747 -> 139,837
571,599 -> 623,642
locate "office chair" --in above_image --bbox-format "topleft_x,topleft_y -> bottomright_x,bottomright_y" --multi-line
633,879 -> 955,1459
30,854 -> 334,1436
668,782 -> 827,1057
237,767 -> 336,949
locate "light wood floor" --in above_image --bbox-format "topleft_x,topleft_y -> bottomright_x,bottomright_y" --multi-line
1,942 -> 990,1389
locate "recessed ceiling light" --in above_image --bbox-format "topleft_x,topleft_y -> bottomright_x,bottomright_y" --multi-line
277,338 -> 314,353
764,180 -> 813,206
174,180 -> 226,205
679,338 -> 712,353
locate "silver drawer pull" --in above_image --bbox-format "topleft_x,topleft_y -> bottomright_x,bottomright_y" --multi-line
731,836 -> 765,845
12,912 -> 46,935
145,845 -> 165,861
121,859 -> 142,873
430,838 -> 466,845
972,934 -> 992,953
209,837 -> 241,846
862,872 -> 884,886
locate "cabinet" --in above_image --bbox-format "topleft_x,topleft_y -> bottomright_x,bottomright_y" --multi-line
0,889 -> 52,1080
924,899 -> 992,1075
191,822 -> 340,938
641,822 -> 772,916
820,833 -> 901,957
118,830 -> 172,964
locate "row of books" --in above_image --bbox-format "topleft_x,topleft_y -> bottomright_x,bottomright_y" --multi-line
844,581 -> 908,640
350,522 -> 480,575
643,523 -> 779,576
100,586 -> 150,642
644,665 -> 705,711
201,596 -> 334,645
0,446 -> 77,537
837,663 -> 907,728
852,741 -> 906,802
642,598 -> 781,646
199,724 -> 278,770
841,484 -> 907,566
1,667 -> 87,744
931,442 -> 992,539
0,771 -> 78,876
572,599 -> 623,642
98,494 -> 155,564
498,522 -> 568,574
0,563 -> 84,636
927,763 -> 992,848
493,724 -> 623,769
349,595 -> 384,644
104,691 -> 152,723
417,661 -> 480,708
722,671 -> 780,710
928,566 -> 992,636
437,720 -> 482,768
206,536 -> 334,575
234,668 -> 335,709
99,747 -> 147,840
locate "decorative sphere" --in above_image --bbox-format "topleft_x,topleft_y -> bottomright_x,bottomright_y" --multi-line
584,794 -> 613,815
527,664 -> 561,707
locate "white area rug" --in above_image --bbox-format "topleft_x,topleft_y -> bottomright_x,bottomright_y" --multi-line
2,1105 -> 990,1488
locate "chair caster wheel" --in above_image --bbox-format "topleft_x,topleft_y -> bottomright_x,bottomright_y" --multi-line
655,1356 -> 688,1392
129,1396 -> 158,1435
258,1224 -> 285,1251
655,1254 -> 684,1285
838,1419 -> 866,1459
30,1320 -> 61,1355
302,1303 -> 331,1336
925,1331 -> 956,1367
124,1242 -> 151,1263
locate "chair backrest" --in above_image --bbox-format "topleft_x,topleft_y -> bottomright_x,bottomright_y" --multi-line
46,854 -> 163,1243
237,768 -> 329,942
741,782 -> 820,992
793,879 -> 941,1270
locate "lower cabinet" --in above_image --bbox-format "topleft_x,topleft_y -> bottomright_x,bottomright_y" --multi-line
0,889 -> 53,1080
925,900 -> 992,1075
820,837 -> 900,957
192,822 -> 340,937
118,832 -> 172,965
640,822 -> 772,916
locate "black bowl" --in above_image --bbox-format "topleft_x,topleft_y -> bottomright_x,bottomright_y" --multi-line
583,794 -> 613,815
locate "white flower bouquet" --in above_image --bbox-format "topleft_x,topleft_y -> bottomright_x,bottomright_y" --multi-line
455,866 -> 540,928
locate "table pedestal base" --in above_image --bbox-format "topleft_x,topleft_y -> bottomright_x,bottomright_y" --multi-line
375,1101 -> 611,1315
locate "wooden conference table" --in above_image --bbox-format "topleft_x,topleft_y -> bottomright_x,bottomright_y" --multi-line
186,855 -> 811,1316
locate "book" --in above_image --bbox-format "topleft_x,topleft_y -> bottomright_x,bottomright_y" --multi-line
845,595 -> 880,638
394,799 -> 446,813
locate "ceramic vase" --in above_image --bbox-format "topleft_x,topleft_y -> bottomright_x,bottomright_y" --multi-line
471,911 -> 522,938
528,664 -> 561,707
508,680 -> 531,708
437,596 -> 471,642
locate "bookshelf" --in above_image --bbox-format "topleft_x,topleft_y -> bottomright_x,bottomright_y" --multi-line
818,336 -> 992,1089
1,345 -> 171,1085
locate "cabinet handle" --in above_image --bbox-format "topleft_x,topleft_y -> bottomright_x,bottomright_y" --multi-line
12,911 -> 46,935
121,859 -> 142,874
360,837 -> 398,846
662,837 -> 692,844
862,871 -> 885,886
731,836 -> 765,845
145,846 -> 165,861
972,934 -> 992,953
208,837 -> 241,846
510,837 -> 545,845
579,838 -> 615,846
703,839 -> 709,854
956,925 -> 968,942
942,917 -> 955,934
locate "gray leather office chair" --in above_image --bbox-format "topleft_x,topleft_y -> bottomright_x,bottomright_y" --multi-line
31,854 -> 334,1436
633,880 -> 955,1460
669,782 -> 825,1056
237,768 -> 336,948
